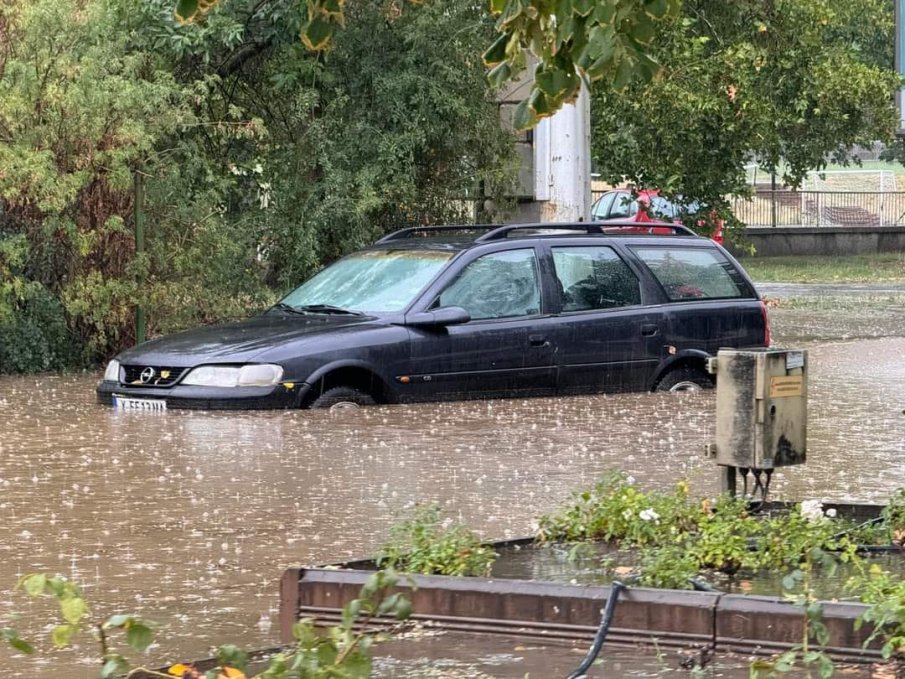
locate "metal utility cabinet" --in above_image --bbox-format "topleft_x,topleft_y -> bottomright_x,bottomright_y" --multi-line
710,348 -> 807,472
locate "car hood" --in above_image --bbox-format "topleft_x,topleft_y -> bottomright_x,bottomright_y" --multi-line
116,313 -> 378,366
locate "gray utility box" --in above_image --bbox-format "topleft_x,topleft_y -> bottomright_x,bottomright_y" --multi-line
710,348 -> 807,470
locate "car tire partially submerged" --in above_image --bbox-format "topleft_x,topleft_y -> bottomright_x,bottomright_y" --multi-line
656,367 -> 714,393
309,386 -> 376,411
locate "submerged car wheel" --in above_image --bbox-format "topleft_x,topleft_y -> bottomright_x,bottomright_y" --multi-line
309,386 -> 376,411
656,367 -> 713,393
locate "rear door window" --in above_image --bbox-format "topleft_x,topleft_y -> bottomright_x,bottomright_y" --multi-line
552,246 -> 641,311
630,246 -> 750,300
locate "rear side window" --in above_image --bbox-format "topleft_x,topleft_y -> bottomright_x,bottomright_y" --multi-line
631,246 -> 750,301
552,246 -> 641,311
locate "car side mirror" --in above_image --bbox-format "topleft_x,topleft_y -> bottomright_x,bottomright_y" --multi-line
406,306 -> 471,328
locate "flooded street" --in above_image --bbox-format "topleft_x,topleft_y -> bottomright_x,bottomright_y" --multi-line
0,290 -> 903,676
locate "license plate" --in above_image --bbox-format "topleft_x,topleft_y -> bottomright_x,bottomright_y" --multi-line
112,395 -> 167,412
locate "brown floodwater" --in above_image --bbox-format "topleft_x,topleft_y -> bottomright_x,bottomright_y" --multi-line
0,302 -> 903,677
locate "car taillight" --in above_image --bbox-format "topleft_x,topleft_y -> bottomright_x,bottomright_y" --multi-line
759,300 -> 772,347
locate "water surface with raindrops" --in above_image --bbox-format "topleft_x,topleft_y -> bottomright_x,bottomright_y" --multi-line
0,287 -> 903,676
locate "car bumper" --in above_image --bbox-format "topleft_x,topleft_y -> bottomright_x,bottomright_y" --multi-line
96,381 -> 306,410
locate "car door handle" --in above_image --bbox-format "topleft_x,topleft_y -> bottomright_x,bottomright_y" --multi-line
640,324 -> 659,337
529,335 -> 550,347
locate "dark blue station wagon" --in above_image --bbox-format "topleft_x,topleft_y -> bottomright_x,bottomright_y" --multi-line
96,223 -> 770,411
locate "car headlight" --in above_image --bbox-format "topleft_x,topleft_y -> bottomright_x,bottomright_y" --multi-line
103,359 -> 121,382
182,364 -> 284,388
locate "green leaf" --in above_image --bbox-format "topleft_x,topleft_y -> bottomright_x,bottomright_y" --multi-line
341,599 -> 362,629
51,624 -> 75,648
21,574 -> 46,598
9,637 -> 34,655
572,0 -> 594,18
61,596 -> 88,625
103,614 -> 132,629
486,62 -> 512,89
489,0 -> 508,14
1,629 -> 33,655
536,66 -> 576,100
126,623 -> 154,652
483,32 -> 509,66
630,14 -> 656,45
611,58 -> 635,91
643,0 -> 670,19
174,0 -> 199,23
530,88 -> 556,116
301,17 -> 334,51
101,655 -> 129,679
216,644 -> 248,671
513,98 -> 538,131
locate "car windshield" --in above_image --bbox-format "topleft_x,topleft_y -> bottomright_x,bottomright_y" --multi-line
279,249 -> 455,313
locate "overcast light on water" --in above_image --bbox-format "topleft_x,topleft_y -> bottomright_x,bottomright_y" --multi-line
0,295 -> 903,676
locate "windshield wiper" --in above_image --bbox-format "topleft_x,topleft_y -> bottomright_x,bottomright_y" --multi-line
297,304 -> 365,316
270,302 -> 309,316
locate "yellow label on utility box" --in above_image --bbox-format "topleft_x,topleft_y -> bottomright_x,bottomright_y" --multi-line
770,375 -> 803,398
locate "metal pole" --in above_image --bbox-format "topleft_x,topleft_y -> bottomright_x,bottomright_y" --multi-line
770,170 -> 777,228
133,170 -> 146,345
720,466 -> 737,497
897,0 -> 905,136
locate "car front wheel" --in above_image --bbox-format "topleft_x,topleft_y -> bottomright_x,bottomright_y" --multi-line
308,386 -> 377,411
655,367 -> 714,393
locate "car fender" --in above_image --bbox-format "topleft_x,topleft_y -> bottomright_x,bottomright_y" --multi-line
649,349 -> 712,390
297,359 -> 396,404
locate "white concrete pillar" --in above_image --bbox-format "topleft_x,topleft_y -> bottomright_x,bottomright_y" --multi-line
533,84 -> 591,222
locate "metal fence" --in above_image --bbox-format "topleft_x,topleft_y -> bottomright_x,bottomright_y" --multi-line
591,190 -> 905,228
731,191 -> 905,228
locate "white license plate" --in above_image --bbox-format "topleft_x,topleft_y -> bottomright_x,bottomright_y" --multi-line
112,395 -> 167,412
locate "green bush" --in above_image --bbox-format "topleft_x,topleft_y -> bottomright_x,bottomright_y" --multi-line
0,284 -> 78,373
379,505 -> 497,577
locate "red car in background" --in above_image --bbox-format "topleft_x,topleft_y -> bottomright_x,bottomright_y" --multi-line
591,188 -> 724,244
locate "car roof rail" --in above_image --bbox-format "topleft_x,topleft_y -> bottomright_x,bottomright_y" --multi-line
375,225 -> 498,244
474,222 -> 699,241
375,222 -> 699,245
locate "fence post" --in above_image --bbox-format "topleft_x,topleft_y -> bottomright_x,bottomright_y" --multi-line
134,170 -> 146,345
771,171 -> 777,228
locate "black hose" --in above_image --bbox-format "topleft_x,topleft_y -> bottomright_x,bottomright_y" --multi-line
565,580 -> 627,679
689,576 -> 722,593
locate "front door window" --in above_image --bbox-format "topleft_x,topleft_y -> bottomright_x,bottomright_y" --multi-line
437,249 -> 541,320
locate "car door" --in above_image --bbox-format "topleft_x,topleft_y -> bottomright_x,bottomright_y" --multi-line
403,247 -> 558,401
546,243 -> 665,394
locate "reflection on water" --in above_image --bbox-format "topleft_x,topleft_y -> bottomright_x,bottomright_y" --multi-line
491,541 -> 905,601
0,335 -> 902,676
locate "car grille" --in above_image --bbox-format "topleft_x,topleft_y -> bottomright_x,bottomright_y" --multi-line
122,365 -> 188,388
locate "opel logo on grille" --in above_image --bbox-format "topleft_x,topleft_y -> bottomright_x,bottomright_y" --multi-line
139,367 -> 156,384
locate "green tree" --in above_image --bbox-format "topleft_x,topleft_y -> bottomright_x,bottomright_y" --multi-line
175,0 -> 683,129
0,0 -> 273,369
141,0 -> 518,290
589,0 -> 900,237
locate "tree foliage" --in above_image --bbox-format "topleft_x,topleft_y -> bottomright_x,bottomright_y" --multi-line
0,0 -> 516,372
175,0 -> 683,129
589,0 -> 900,236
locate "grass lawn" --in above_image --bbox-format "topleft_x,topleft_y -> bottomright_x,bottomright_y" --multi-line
740,253 -> 905,283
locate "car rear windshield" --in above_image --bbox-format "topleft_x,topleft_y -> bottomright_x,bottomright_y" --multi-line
281,249 -> 455,313
630,246 -> 752,301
